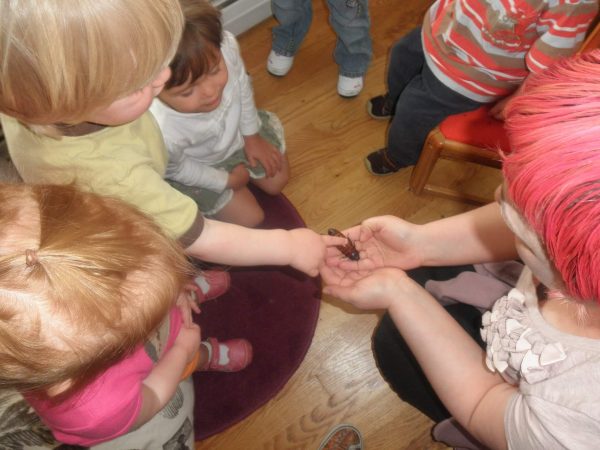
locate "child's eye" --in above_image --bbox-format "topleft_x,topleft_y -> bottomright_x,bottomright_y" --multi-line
180,89 -> 194,98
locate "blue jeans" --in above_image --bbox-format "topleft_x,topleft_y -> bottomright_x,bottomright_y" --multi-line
271,0 -> 372,77
385,27 -> 483,167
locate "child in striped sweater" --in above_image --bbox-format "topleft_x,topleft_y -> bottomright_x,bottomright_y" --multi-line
364,0 -> 597,175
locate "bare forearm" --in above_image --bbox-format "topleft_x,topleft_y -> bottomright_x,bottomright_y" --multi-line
387,292 -> 513,449
134,346 -> 189,429
186,218 -> 294,266
419,203 -> 517,267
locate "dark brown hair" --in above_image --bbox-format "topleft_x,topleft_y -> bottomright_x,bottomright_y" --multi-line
166,0 -> 223,89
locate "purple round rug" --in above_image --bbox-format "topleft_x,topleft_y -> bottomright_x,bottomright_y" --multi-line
193,187 -> 321,440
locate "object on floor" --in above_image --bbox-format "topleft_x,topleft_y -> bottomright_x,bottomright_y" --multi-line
203,337 -> 253,372
267,49 -> 294,76
367,94 -> 394,120
318,424 -> 363,450
365,147 -> 402,175
192,269 -> 231,304
194,185 -> 322,440
337,75 -> 364,98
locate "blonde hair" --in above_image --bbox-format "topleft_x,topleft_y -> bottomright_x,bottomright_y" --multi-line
0,0 -> 183,130
0,184 -> 194,394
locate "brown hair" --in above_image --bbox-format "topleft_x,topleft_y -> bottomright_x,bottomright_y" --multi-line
165,0 -> 223,89
0,0 -> 183,131
0,184 -> 194,395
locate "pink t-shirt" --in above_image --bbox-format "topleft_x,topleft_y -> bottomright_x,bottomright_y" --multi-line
24,308 -> 183,446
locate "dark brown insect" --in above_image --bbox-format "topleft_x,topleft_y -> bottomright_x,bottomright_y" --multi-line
328,228 -> 360,261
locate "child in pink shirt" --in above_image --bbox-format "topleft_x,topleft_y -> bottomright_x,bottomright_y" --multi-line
0,183 -> 248,447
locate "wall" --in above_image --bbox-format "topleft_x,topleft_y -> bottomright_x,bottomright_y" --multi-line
214,0 -> 273,36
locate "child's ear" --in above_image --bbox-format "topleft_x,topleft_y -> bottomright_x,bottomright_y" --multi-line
46,378 -> 74,397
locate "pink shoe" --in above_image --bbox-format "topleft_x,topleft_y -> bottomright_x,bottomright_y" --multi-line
191,270 -> 231,304
204,337 -> 253,372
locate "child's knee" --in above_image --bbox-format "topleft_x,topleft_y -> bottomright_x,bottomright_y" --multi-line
260,177 -> 288,195
258,162 -> 290,195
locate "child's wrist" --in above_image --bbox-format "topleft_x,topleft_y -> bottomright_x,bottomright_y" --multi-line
179,350 -> 201,379
242,133 -> 260,143
170,342 -> 195,363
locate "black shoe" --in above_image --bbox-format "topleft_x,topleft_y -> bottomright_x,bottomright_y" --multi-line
364,148 -> 403,175
367,94 -> 394,120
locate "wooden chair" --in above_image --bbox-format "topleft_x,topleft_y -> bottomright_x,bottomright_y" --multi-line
409,20 -> 600,204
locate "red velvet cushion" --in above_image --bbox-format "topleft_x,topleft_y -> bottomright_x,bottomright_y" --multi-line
439,105 -> 512,153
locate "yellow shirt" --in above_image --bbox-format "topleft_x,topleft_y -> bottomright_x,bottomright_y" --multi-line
1,112 -> 198,240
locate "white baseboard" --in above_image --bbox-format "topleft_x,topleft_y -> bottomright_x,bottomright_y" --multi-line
218,0 -> 273,36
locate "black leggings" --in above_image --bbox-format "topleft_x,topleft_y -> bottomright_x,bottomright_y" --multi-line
372,265 -> 485,422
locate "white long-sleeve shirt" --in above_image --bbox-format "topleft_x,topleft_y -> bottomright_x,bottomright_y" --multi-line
150,31 -> 260,193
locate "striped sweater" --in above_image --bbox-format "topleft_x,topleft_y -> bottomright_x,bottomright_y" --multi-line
422,0 -> 598,102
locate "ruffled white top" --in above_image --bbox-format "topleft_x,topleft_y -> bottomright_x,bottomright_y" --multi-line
481,267 -> 600,449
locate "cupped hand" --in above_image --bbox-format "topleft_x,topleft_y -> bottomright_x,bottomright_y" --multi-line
326,215 -> 424,271
321,265 -> 423,310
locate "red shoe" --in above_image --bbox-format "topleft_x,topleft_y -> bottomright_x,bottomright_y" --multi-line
204,337 -> 253,372
192,270 -> 231,304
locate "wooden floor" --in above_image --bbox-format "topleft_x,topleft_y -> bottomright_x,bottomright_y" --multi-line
199,1 -> 501,448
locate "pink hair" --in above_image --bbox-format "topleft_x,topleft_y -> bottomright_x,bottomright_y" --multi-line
503,50 -> 600,304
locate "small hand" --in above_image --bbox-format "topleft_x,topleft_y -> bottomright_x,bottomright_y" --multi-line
287,228 -> 333,277
173,322 -> 202,363
326,215 -> 424,272
243,134 -> 283,177
227,163 -> 250,190
176,286 -> 202,327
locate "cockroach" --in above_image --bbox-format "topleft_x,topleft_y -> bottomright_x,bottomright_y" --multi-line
328,228 -> 360,261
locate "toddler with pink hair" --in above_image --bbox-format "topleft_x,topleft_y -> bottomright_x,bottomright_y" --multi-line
322,50 -> 600,449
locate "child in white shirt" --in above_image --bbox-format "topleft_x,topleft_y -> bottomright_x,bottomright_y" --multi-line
151,0 -> 289,227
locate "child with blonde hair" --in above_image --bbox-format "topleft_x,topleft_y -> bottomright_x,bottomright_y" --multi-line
151,0 -> 289,227
0,1 -> 333,308
323,51 -> 600,449
0,183 -> 250,447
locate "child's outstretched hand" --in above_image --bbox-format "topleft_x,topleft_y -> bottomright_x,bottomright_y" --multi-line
227,163 -> 251,190
326,216 -> 424,272
287,228 -> 343,277
321,265 -> 426,310
243,134 -> 283,177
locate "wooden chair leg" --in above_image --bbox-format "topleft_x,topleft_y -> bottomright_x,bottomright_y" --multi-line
409,128 -> 444,195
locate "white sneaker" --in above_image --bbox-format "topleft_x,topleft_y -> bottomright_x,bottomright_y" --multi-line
337,75 -> 364,98
267,50 -> 294,76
